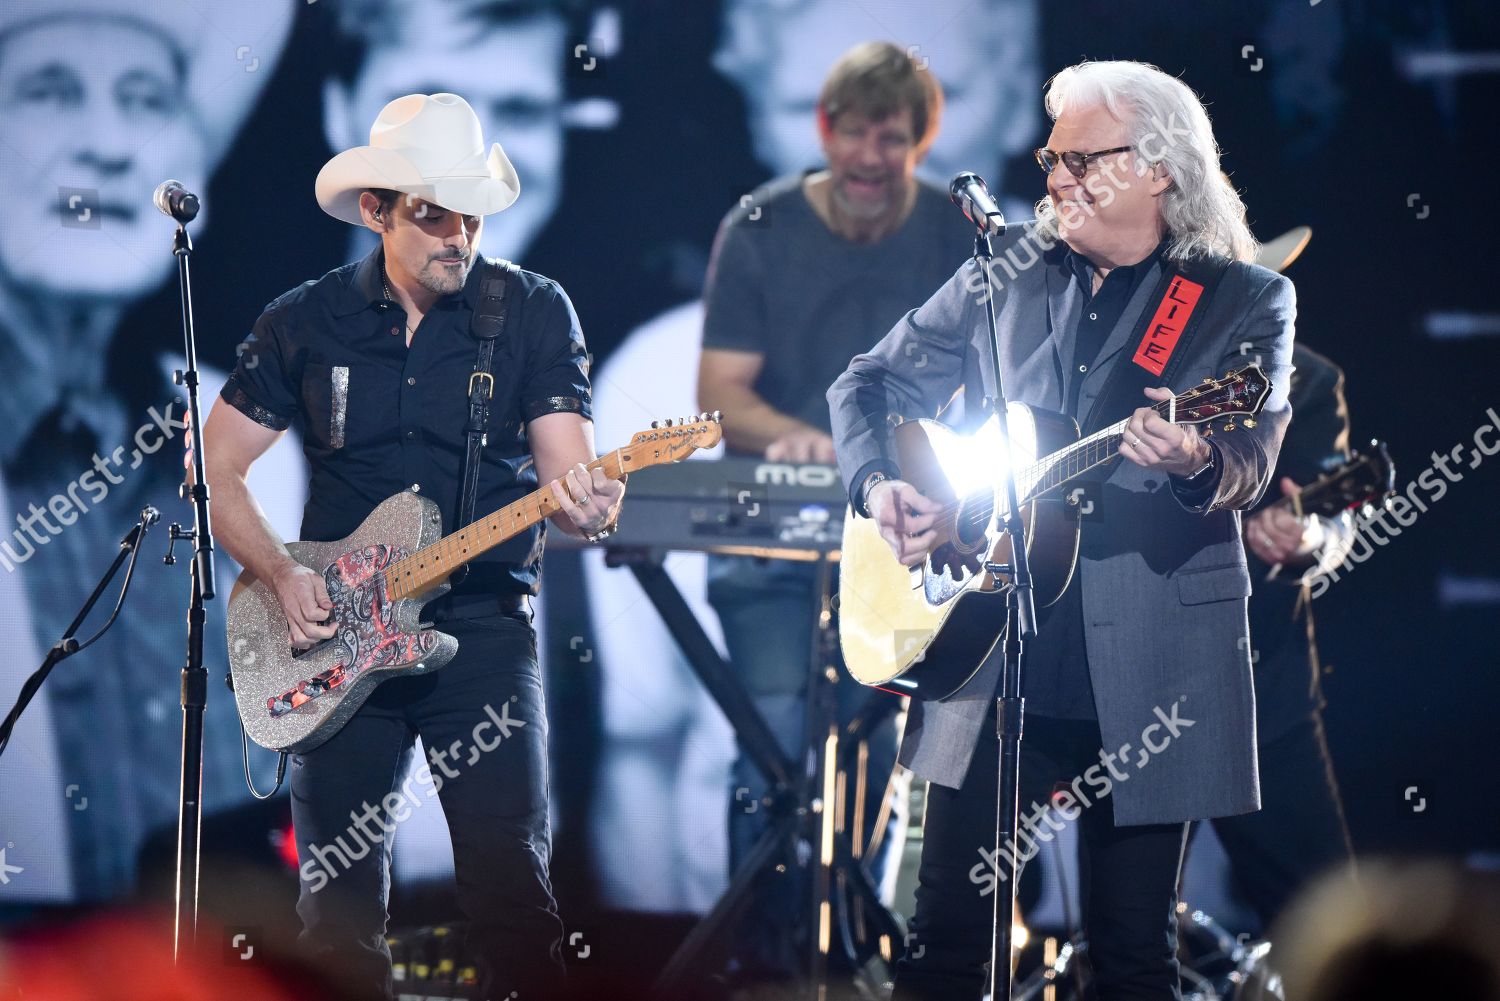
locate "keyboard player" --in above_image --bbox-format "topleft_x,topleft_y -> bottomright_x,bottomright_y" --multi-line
696,41 -> 971,987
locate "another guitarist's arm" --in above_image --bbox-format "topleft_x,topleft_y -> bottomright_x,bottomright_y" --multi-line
1246,348 -> 1354,578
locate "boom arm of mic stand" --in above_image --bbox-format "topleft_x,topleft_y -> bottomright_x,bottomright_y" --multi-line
0,510 -> 156,759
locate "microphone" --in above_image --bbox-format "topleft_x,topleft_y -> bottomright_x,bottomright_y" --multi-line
153,180 -> 200,223
949,171 -> 1006,237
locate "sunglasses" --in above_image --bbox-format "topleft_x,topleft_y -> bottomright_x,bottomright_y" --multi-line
1034,145 -> 1135,180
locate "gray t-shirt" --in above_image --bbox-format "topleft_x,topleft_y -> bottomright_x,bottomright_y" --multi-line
702,173 -> 972,439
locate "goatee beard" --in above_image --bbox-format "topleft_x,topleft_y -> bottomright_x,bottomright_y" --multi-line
417,259 -> 471,296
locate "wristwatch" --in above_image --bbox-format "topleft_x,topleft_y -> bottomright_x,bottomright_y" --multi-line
860,471 -> 891,512
1181,445 -> 1216,484
584,521 -> 618,544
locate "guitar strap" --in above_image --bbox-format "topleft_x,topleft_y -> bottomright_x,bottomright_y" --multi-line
1079,252 -> 1233,437
450,258 -> 519,585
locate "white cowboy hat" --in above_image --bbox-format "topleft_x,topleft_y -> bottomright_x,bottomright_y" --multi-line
316,93 -> 520,225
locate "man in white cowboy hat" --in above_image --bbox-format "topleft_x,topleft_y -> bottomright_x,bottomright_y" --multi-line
204,92 -> 623,1000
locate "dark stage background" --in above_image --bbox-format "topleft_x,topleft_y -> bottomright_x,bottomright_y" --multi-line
1,0 -> 1497,954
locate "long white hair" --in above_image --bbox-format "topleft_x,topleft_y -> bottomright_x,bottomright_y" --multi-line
1034,60 -> 1258,263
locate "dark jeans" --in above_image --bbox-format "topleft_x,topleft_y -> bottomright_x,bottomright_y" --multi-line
289,613 -> 565,1001
707,555 -> 907,980
894,713 -> 1187,1001
1204,709 -> 1353,928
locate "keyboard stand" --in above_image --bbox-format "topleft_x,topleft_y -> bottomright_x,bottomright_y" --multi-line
607,547 -> 906,999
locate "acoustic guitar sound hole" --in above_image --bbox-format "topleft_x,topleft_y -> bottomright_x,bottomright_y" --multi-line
954,492 -> 994,549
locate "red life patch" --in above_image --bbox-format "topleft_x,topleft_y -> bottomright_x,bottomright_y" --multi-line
1132,276 -> 1204,376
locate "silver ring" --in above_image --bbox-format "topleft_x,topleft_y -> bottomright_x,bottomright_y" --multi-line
1130,435 -> 1141,446
578,493 -> 591,506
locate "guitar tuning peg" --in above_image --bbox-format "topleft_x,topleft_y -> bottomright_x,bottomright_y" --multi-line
650,420 -> 660,429
1203,427 -> 1214,437
1243,418 -> 1257,429
1223,421 -> 1237,432
1203,376 -> 1216,385
712,410 -> 722,421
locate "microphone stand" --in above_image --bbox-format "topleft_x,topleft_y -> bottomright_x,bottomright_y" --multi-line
0,510 -> 158,761
165,218 -> 218,962
970,226 -> 1037,1001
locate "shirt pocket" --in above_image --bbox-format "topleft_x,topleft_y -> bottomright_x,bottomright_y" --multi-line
302,360 -> 396,452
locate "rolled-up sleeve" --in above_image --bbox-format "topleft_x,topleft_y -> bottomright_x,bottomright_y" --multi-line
221,309 -> 298,431
521,281 -> 593,422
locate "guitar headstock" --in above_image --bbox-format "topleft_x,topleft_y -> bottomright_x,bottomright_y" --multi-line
625,412 -> 724,464
1169,364 -> 1272,436
1294,440 -> 1397,518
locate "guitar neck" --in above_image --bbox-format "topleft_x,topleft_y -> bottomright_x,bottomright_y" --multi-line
1007,366 -> 1268,503
1020,415 -> 1138,500
1262,455 -> 1384,521
387,449 -> 627,600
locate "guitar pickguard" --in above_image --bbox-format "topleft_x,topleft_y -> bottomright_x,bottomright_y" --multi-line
266,543 -> 438,718
924,490 -> 999,604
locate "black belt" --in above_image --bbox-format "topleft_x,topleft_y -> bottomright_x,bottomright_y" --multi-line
427,591 -> 533,622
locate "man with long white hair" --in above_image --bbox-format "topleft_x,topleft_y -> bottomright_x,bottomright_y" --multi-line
829,60 -> 1295,998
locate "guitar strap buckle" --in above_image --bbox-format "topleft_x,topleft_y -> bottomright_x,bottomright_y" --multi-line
468,370 -> 495,400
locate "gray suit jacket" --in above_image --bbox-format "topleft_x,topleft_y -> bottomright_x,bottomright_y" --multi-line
827,225 -> 1296,825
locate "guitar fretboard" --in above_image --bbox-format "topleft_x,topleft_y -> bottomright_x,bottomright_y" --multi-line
1018,410 -> 1160,501
378,419 -> 722,600
384,448 -> 628,600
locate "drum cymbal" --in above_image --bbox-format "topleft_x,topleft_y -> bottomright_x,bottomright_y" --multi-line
1255,225 -> 1312,274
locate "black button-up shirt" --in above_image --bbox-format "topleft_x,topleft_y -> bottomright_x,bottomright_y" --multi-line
221,247 -> 592,596
1025,240 -> 1166,720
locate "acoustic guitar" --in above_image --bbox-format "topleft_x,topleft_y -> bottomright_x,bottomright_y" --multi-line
838,367 -> 1271,699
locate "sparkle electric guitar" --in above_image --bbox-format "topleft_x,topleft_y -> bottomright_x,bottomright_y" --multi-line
227,415 -> 722,753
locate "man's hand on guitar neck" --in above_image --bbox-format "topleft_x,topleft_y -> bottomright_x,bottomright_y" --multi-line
1121,386 -> 1214,477
867,479 -> 942,566
548,461 -> 626,539
272,560 -> 337,651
